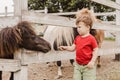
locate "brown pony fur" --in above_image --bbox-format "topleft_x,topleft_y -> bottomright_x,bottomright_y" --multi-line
0,26 -> 22,57
0,21 -> 51,58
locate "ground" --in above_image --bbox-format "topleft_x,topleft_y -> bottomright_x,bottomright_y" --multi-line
3,40 -> 120,80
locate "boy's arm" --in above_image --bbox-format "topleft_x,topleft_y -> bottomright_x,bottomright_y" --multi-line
87,47 -> 98,69
91,47 -> 98,63
66,44 -> 76,51
59,44 -> 76,52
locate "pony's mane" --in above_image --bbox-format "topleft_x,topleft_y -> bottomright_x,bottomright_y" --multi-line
0,27 -> 22,57
44,26 -> 74,50
0,21 -> 35,57
17,21 -> 36,36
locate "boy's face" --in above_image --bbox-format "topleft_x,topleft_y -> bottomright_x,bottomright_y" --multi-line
76,22 -> 90,36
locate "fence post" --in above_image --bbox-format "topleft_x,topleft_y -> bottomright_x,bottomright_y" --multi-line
5,6 -> 7,16
14,50 -> 28,80
21,0 -> 28,11
44,6 -> 48,14
13,0 -> 22,17
13,0 -> 28,79
115,0 -> 120,61
14,66 -> 28,80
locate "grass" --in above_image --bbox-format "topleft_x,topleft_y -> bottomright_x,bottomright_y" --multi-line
104,37 -> 115,41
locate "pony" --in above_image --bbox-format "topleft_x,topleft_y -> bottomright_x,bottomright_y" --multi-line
0,21 -> 51,80
43,9 -> 104,79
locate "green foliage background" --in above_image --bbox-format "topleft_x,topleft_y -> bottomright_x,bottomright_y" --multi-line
28,0 -> 116,21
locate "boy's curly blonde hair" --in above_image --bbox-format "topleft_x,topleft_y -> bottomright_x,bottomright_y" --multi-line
76,8 -> 96,29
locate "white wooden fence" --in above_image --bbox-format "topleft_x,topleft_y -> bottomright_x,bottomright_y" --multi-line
0,0 -> 120,80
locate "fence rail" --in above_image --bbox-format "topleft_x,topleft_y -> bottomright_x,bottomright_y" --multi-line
91,0 -> 120,10
19,47 -> 120,64
48,11 -> 116,16
0,59 -> 21,72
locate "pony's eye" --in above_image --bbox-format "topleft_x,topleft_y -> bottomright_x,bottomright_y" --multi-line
31,36 -> 36,39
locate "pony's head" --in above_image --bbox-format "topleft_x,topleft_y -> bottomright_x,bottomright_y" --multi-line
17,21 -> 51,53
0,21 -> 51,57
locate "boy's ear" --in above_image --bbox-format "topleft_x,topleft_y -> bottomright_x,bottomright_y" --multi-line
86,25 -> 90,29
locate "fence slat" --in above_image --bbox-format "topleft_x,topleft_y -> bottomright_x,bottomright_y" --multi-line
0,16 -> 20,28
0,59 -> 21,72
20,47 -> 120,64
91,0 -> 120,10
48,12 -> 116,16
22,11 -> 75,27
22,11 -> 120,31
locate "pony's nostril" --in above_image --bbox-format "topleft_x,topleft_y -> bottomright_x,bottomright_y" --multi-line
43,49 -> 49,53
48,45 -> 51,50
48,43 -> 51,50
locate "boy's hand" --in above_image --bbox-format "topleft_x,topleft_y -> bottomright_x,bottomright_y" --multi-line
58,46 -> 67,50
86,61 -> 95,69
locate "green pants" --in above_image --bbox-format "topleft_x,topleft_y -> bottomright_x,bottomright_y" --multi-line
73,62 -> 96,80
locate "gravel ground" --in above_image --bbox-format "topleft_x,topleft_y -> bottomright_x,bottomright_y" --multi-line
3,40 -> 120,80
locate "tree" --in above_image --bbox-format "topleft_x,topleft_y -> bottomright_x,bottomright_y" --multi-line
28,0 -> 115,21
